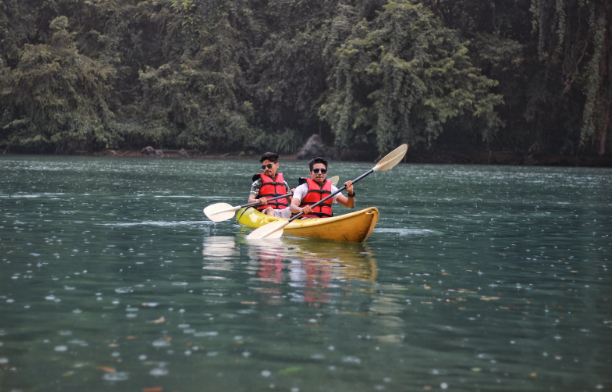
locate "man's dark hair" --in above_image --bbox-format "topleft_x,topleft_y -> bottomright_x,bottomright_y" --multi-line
308,157 -> 328,171
259,152 -> 279,163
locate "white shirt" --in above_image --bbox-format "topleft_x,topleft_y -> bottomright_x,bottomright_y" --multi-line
292,182 -> 340,204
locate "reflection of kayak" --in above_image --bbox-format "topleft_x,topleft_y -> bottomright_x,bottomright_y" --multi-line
279,238 -> 378,282
248,238 -> 377,281
236,207 -> 379,242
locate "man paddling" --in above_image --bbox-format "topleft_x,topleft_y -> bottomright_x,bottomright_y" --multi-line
290,157 -> 355,218
249,152 -> 292,218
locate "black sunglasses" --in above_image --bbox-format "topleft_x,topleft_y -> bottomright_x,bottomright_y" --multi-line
261,164 -> 274,169
312,168 -> 327,174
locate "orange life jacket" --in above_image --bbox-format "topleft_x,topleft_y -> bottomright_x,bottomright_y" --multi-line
299,178 -> 333,218
253,173 -> 288,211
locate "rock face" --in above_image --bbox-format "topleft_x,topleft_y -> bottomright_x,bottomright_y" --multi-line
141,146 -> 155,156
178,148 -> 190,158
521,155 -> 539,165
141,146 -> 164,157
297,134 -> 335,160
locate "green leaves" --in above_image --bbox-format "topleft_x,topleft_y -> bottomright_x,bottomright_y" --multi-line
0,13 -> 117,153
5,0 -> 603,156
321,0 -> 502,154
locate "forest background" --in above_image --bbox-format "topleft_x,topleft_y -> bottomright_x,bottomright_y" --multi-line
0,0 -> 610,163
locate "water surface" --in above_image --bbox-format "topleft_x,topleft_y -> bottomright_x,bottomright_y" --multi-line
1,156 -> 611,391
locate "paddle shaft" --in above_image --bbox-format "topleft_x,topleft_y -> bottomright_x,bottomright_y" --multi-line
242,193 -> 292,209
288,169 -> 373,223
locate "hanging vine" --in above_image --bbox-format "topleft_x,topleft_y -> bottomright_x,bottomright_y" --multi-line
531,0 -> 611,154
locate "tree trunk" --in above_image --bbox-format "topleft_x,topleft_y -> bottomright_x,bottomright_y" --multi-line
599,105 -> 609,155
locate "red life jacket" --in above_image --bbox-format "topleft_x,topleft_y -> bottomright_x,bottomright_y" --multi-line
253,173 -> 288,211
299,178 -> 333,218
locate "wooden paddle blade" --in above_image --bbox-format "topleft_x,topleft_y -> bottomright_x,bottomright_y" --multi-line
246,220 -> 289,240
203,203 -> 239,222
373,144 -> 408,172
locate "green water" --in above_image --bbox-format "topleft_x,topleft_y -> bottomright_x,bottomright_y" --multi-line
1,156 -> 611,392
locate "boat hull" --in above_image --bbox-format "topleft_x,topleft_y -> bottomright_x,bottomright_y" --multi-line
236,207 -> 379,242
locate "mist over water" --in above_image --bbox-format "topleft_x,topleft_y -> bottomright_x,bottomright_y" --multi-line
1,156 -> 611,392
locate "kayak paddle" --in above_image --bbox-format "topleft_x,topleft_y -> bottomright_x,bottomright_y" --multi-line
204,176 -> 339,222
246,144 -> 408,240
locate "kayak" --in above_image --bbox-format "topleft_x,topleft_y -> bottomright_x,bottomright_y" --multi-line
235,207 -> 379,242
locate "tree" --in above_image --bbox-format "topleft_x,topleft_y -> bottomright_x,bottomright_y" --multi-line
530,0 -> 611,155
249,0 -> 338,151
128,0 -> 260,150
1,16 -> 117,152
319,0 -> 502,155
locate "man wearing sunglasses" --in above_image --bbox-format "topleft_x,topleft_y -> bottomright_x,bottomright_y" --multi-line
249,152 -> 293,218
290,157 -> 355,218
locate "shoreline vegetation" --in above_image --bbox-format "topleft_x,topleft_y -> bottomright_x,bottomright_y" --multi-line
5,149 -> 611,167
1,1 -> 610,158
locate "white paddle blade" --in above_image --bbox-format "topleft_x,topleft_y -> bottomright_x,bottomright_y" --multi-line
373,144 -> 408,172
246,220 -> 289,240
329,175 -> 339,186
203,203 -> 239,222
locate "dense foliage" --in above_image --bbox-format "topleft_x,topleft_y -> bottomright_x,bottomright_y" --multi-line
1,0 -> 610,156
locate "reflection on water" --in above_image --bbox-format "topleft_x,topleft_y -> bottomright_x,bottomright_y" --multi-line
202,236 -> 237,271
245,239 -> 377,307
248,238 -> 377,281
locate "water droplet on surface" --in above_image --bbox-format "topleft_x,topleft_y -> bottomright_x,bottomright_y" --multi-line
194,331 -> 218,337
342,356 -> 361,364
152,339 -> 171,347
103,371 -> 129,381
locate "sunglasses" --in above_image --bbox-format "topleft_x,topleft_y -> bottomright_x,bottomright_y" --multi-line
312,168 -> 327,174
261,164 -> 274,170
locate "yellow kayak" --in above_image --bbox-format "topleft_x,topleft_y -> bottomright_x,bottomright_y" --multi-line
235,207 -> 379,242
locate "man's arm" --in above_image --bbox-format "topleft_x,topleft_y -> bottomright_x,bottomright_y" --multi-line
336,180 -> 355,209
248,179 -> 267,205
284,181 -> 293,204
290,184 -> 311,214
